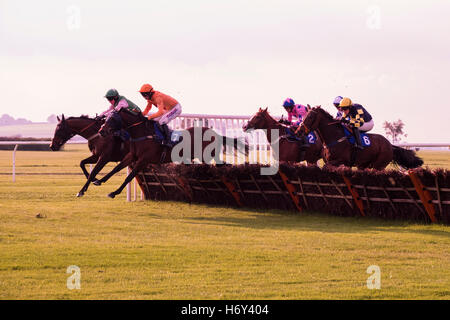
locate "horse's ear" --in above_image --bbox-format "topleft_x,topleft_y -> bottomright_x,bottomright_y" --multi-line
258,107 -> 262,112
264,107 -> 268,112
307,104 -> 311,110
62,114 -> 65,121
57,115 -> 60,122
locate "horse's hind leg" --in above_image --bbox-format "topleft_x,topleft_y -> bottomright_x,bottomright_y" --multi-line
80,155 -> 99,180
107,158 -> 148,199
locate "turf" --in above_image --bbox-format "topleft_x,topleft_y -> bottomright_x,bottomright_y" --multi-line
0,145 -> 448,299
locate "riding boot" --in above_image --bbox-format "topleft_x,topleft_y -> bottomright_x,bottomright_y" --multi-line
161,123 -> 173,147
352,127 -> 364,150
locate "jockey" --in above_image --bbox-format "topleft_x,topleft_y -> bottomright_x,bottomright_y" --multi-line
338,97 -> 374,150
282,98 -> 309,127
333,96 -> 344,119
139,83 -> 182,147
100,89 -> 141,118
282,98 -> 310,148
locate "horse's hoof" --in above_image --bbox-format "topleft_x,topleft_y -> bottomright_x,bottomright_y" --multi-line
107,192 -> 116,199
76,192 -> 84,198
93,180 -> 102,186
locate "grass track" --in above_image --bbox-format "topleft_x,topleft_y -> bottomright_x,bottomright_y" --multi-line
0,145 -> 449,299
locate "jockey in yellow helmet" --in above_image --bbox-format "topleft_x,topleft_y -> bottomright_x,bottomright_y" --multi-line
338,97 -> 374,149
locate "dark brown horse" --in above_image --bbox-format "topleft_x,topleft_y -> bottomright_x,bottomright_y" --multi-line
297,106 -> 423,170
50,114 -> 129,197
98,109 -> 248,198
242,108 -> 323,165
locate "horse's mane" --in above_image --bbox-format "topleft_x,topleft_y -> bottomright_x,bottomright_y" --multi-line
116,108 -> 149,122
259,108 -> 279,122
66,114 -> 92,120
314,107 -> 335,121
257,108 -> 290,129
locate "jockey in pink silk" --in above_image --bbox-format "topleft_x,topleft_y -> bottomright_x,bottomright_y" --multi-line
283,98 -> 309,127
282,98 -> 310,150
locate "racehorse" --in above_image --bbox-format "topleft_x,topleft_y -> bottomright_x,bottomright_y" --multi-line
98,109 -> 249,198
242,107 -> 323,165
50,114 -> 129,197
297,106 -> 423,170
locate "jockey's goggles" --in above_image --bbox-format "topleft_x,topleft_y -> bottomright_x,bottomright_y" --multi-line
141,92 -> 152,98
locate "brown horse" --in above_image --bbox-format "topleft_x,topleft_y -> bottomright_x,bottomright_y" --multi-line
50,114 -> 129,197
242,108 -> 323,165
297,106 -> 423,170
98,109 -> 248,198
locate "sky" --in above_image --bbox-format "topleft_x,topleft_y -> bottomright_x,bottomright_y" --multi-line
1,0 -> 449,142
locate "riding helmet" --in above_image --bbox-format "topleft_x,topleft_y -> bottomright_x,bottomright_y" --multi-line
283,98 -> 295,108
339,97 -> 353,108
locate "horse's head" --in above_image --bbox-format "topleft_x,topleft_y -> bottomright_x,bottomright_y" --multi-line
243,107 -> 272,131
50,114 -> 75,151
299,106 -> 323,134
99,111 -> 123,138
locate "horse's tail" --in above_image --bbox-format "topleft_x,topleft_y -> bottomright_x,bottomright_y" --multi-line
220,135 -> 249,156
392,145 -> 423,169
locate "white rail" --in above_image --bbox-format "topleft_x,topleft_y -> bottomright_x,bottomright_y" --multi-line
168,113 -> 281,165
396,143 -> 450,149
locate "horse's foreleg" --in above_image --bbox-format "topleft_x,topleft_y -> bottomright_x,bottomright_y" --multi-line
107,159 -> 147,199
80,155 -> 99,180
94,152 -> 134,186
77,156 -> 109,197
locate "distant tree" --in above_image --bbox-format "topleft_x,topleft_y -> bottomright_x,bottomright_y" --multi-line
383,119 -> 407,144
47,114 -> 58,123
0,114 -> 15,126
0,114 -> 32,126
15,118 -> 32,125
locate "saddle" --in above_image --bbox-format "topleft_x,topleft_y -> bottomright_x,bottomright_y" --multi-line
152,122 -> 183,145
341,125 -> 371,148
285,127 -> 317,145
341,125 -> 372,166
113,129 -> 130,142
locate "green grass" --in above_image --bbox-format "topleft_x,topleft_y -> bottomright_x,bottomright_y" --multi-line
0,145 -> 449,299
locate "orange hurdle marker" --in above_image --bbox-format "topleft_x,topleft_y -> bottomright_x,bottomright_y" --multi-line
221,176 -> 243,207
278,170 -> 303,212
342,175 -> 365,217
408,170 -> 437,223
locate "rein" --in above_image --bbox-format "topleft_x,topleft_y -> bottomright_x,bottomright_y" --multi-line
79,120 -> 98,133
126,121 -> 145,130
79,120 -> 101,141
124,118 -> 151,142
66,118 -> 100,142
304,109 -> 348,149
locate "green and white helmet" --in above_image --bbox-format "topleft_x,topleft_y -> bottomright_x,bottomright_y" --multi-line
105,88 -> 119,99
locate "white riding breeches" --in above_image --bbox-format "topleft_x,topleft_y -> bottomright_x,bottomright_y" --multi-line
154,104 -> 182,125
360,119 -> 374,132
